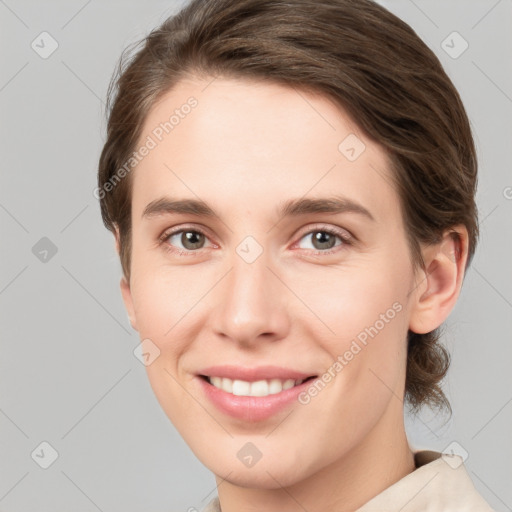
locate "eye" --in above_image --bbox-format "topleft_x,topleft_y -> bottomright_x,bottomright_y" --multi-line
158,224 -> 352,256
159,227 -> 213,255
295,225 -> 352,254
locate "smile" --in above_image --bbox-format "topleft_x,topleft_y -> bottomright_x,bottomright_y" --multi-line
197,368 -> 319,422
202,376 -> 314,397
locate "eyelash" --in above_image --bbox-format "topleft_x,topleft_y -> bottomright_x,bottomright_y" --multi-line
158,224 -> 353,257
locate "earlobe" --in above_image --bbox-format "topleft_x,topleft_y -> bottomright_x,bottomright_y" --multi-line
120,276 -> 138,332
409,226 -> 469,334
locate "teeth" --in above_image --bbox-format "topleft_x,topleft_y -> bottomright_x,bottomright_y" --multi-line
249,380 -> 268,397
222,377 -> 233,393
207,376 -> 306,397
210,376 -> 222,388
269,378 -> 284,394
232,379 -> 251,396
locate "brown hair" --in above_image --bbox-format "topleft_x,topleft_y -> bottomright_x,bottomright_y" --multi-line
97,0 -> 478,414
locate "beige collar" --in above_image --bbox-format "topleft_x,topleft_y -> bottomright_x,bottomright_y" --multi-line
356,450 -> 494,511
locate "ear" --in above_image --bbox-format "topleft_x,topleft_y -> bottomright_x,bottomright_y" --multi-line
120,276 -> 138,332
114,224 -> 138,332
409,225 -> 469,334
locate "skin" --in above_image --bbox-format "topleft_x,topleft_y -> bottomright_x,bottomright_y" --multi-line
116,76 -> 468,512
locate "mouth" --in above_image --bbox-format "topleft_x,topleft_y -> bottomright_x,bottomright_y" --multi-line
199,374 -> 317,397
195,365 -> 320,421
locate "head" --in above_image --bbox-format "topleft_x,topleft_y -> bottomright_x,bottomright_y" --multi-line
97,0 -> 478,488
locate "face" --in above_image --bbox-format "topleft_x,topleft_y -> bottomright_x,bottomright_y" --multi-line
120,76 -> 421,488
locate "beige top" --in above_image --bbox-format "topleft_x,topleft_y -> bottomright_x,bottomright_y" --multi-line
201,450 -> 495,512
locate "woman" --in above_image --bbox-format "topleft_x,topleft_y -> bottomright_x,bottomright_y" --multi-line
97,0 -> 495,510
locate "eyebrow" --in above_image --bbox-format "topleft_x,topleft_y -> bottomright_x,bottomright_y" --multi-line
142,195 -> 375,222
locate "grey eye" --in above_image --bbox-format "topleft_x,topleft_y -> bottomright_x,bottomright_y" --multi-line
168,230 -> 207,250
298,230 -> 342,251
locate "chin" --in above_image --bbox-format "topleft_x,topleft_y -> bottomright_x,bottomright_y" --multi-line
211,461 -> 305,489
192,437 -> 323,490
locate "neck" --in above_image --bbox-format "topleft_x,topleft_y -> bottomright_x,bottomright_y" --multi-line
215,402 -> 415,512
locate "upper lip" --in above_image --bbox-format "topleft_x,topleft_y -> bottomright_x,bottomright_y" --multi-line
198,365 -> 316,382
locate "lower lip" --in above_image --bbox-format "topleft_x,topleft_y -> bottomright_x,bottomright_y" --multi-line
197,376 -> 315,422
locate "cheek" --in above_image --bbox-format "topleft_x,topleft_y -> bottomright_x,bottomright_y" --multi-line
295,280 -> 408,455
129,268 -> 200,424
295,256 -> 410,401
298,260 -> 408,344
129,258 -> 204,342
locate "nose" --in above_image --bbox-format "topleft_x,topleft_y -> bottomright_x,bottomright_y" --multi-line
211,247 -> 290,347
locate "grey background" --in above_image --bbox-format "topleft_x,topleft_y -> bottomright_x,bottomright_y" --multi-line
0,0 -> 511,510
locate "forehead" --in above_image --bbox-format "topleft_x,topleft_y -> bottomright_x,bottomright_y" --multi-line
131,76 -> 400,225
